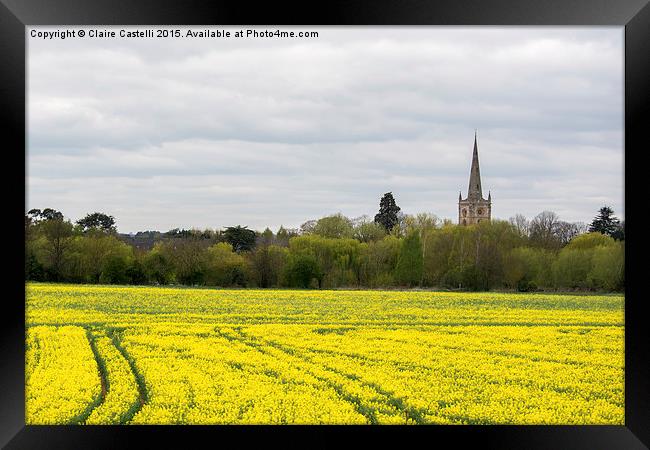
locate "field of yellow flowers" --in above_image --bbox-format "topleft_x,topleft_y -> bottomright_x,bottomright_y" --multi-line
25,283 -> 624,425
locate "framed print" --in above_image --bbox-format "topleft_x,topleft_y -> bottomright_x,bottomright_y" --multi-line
1,0 -> 648,448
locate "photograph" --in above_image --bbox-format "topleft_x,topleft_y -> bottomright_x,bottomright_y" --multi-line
24,25 -> 626,426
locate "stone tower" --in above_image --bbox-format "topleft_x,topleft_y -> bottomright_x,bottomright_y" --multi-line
458,132 -> 491,225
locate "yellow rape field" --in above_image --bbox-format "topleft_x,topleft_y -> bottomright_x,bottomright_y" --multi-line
26,326 -> 102,424
25,283 -> 625,425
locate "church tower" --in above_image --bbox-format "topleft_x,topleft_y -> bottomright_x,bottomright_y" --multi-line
458,131 -> 491,225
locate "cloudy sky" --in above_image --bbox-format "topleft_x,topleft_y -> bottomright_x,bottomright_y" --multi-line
27,27 -> 624,233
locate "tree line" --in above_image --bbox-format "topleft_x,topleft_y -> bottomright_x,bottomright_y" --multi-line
25,195 -> 624,292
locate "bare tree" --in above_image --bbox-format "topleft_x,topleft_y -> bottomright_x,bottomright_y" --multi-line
555,221 -> 580,246
299,219 -> 317,235
529,211 -> 562,249
573,221 -> 588,235
350,214 -> 370,228
509,214 -> 530,238
390,211 -> 408,238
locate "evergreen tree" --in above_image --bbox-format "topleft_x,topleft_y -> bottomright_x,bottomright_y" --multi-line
611,220 -> 625,241
374,192 -> 401,232
589,206 -> 623,239
223,225 -> 256,252
394,231 -> 424,287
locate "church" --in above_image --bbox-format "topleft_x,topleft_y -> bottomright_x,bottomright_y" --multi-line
458,132 -> 491,225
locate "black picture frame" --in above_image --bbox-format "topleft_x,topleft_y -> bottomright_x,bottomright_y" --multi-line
1,0 -> 648,448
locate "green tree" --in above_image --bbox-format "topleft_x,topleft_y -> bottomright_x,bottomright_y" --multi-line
358,235 -> 400,287
503,247 -> 554,291
25,251 -> 45,281
588,242 -> 624,291
566,232 -> 615,250
313,214 -> 353,239
162,238 -> 208,285
353,220 -> 386,243
374,192 -> 401,232
39,218 -> 75,281
404,213 -> 440,284
589,206 -> 623,240
612,221 -> 625,241
25,214 -> 45,280
443,225 -> 475,289
142,243 -> 175,284
276,226 -> 289,245
394,231 -> 424,287
205,242 -> 250,287
553,248 -> 593,289
403,213 -> 439,236
475,220 -> 523,290
126,258 -> 148,285
251,244 -> 289,288
73,233 -> 133,283
76,212 -> 117,233
259,227 -> 275,246
288,235 -> 362,288
223,226 -> 256,252
276,226 -> 298,246
99,255 -> 129,284
284,254 -> 323,289
422,224 -> 456,286
27,208 -> 63,223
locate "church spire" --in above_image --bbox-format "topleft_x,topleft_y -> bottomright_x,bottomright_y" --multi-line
467,131 -> 483,200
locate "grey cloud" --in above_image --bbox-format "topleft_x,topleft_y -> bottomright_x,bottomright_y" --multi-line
27,27 -> 624,232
